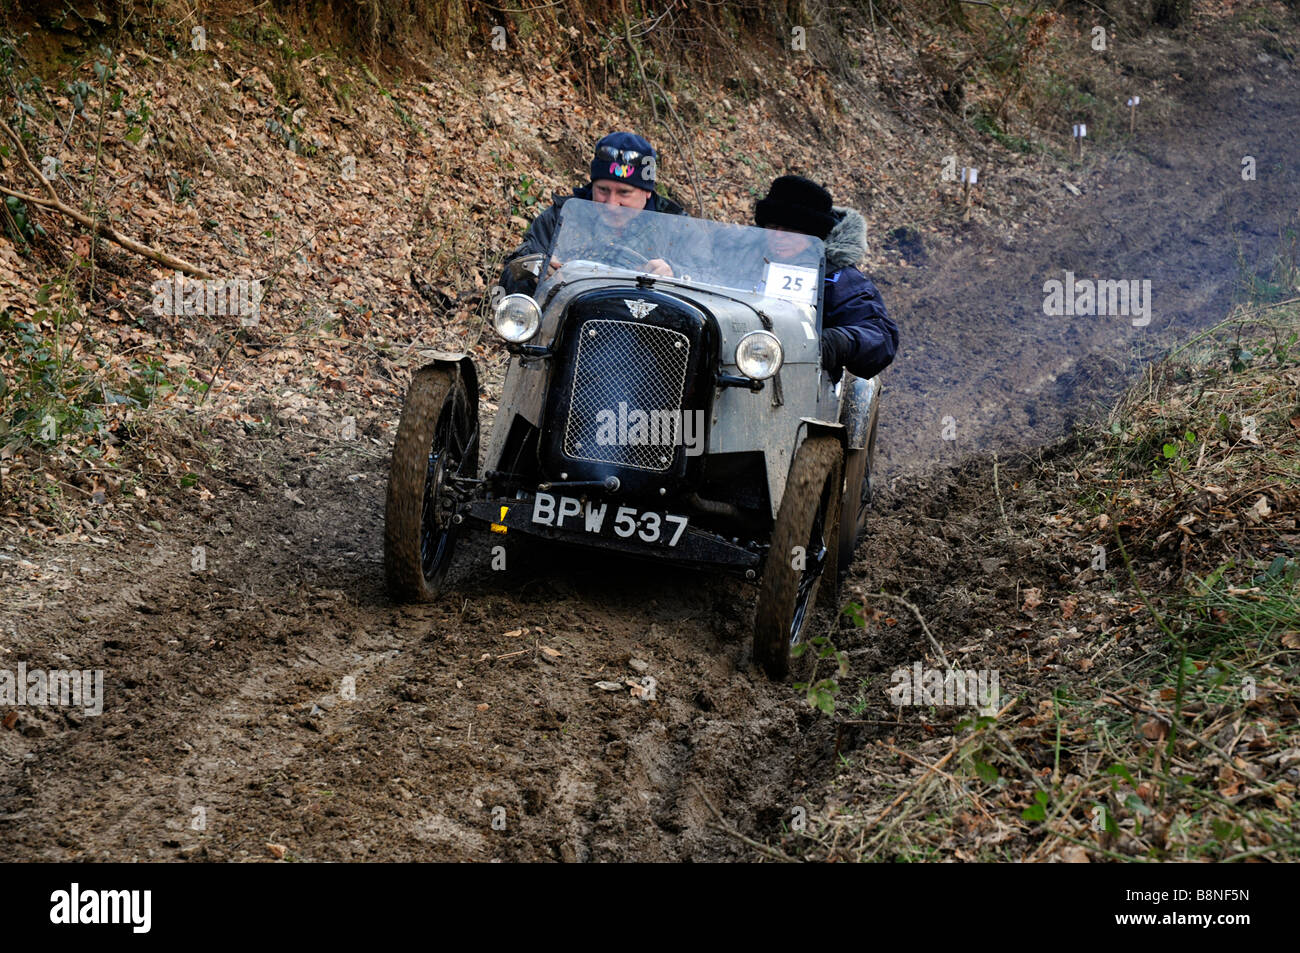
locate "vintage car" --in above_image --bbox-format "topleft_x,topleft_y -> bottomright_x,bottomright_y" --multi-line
384,198 -> 880,678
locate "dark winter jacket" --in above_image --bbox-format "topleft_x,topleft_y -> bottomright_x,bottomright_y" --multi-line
820,206 -> 897,382
499,185 -> 687,294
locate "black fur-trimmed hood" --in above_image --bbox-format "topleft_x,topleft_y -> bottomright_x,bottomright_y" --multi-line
825,206 -> 868,270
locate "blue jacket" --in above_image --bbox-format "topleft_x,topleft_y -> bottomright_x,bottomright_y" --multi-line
820,207 -> 897,382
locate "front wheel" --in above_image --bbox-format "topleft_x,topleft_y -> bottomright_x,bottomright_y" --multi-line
753,436 -> 843,680
384,364 -> 478,602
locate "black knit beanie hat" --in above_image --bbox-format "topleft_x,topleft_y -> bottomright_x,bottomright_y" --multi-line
755,175 -> 836,240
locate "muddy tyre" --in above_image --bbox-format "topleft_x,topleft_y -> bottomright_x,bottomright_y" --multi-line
836,401 -> 879,578
753,436 -> 843,680
384,364 -> 478,602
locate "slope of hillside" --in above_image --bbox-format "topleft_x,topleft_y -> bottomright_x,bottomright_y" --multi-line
793,299 -> 1299,862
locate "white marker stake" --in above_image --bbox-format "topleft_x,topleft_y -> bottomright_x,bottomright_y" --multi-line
961,167 -> 978,221
1126,96 -> 1140,133
1072,122 -> 1087,159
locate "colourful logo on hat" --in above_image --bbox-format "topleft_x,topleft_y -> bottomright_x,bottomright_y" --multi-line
609,162 -> 634,179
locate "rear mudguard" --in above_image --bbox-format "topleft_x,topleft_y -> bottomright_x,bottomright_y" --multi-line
839,374 -> 880,451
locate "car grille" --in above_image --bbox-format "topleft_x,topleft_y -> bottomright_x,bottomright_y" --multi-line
563,318 -> 691,472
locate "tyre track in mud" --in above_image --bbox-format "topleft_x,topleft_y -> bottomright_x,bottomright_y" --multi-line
2,25 -> 1298,861
1,449 -> 829,860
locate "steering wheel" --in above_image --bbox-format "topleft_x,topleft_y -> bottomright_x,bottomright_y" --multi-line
606,242 -> 652,269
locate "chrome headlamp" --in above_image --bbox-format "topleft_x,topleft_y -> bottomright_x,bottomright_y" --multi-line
493,293 -> 542,343
735,330 -> 783,381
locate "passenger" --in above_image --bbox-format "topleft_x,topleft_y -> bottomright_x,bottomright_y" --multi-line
755,175 -> 898,382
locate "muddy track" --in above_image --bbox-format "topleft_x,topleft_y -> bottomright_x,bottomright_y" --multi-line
2,26 -> 1298,861
876,29 -> 1300,476
1,449 -> 832,861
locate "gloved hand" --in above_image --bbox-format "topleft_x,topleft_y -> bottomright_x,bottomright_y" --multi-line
819,327 -> 851,371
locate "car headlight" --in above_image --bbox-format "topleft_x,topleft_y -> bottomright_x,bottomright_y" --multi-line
735,330 -> 783,380
493,294 -> 542,343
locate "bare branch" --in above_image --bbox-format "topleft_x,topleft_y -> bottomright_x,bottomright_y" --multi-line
1,117 -> 214,278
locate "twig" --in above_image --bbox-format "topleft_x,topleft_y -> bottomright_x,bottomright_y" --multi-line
861,697 -> 1018,842
0,118 -> 213,277
690,781 -> 799,863
85,48 -> 115,302
0,114 -> 60,203
646,77 -> 705,217
0,183 -> 212,278
884,743 -> 994,821
612,0 -> 703,214
199,332 -> 241,407
992,451 -> 1011,534
873,591 -> 950,669
621,0 -> 657,124
1043,826 -> 1153,862
865,743 -> 960,830
1100,690 -> 1236,764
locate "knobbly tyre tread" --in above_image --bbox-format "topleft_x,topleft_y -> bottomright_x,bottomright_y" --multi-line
753,435 -> 844,680
384,364 -> 462,602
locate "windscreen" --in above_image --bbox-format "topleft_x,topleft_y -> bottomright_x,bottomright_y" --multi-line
536,198 -> 825,306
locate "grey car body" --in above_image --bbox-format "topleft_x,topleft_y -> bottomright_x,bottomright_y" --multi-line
385,199 -> 882,677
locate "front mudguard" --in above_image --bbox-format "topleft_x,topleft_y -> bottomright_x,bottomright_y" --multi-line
415,349 -> 480,437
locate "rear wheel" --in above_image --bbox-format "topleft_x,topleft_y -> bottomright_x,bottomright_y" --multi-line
753,436 -> 843,680
836,405 -> 879,577
384,364 -> 478,602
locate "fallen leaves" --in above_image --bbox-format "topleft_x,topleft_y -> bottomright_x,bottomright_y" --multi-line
1140,718 -> 1169,742
1021,588 -> 1043,612
1245,495 -> 1272,523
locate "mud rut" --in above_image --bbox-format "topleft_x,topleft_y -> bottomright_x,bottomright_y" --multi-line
2,30 -> 1297,861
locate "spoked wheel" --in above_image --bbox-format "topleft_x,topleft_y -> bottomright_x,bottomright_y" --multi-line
753,436 -> 844,680
384,364 -> 478,602
836,402 -> 879,578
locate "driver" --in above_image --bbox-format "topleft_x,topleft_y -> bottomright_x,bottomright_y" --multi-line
756,175 -> 898,383
498,132 -> 686,293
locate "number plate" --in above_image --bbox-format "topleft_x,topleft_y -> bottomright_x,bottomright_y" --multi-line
530,492 -> 689,547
